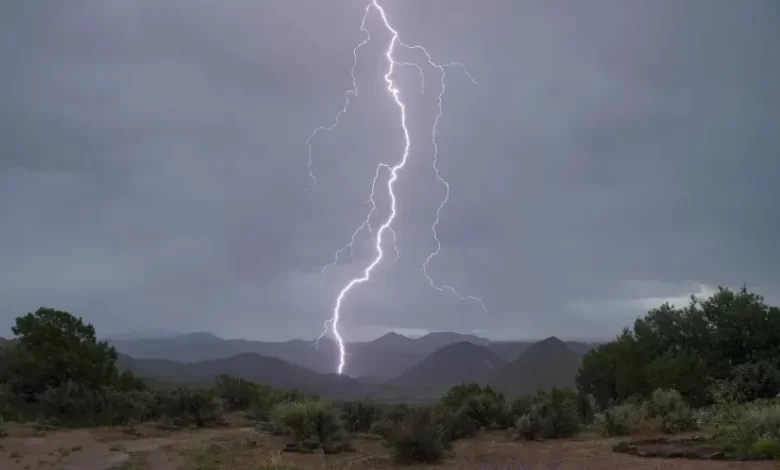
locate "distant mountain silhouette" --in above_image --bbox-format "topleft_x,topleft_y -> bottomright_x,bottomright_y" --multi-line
487,336 -> 583,397
108,331 -> 598,383
109,333 -> 341,374
116,352 -> 415,400
391,341 -> 507,394
109,331 -> 494,379
486,341 -> 533,361
365,332 -> 418,352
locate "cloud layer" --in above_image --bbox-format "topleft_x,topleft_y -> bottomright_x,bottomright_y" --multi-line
1,0 -> 778,341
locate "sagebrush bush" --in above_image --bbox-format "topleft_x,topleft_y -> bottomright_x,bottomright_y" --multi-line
597,403 -> 642,437
213,375 -> 261,411
383,406 -> 451,463
510,389 -> 581,440
724,404 -> 780,448
103,388 -> 160,425
162,387 -> 222,427
36,382 -> 109,427
270,400 -> 343,443
338,400 -> 384,433
644,389 -> 696,434
596,389 -> 696,436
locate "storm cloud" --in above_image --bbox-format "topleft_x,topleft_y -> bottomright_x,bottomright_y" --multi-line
1,0 -> 778,342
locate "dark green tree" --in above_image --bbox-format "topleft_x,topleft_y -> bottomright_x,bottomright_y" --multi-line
5,308 -> 118,397
576,287 -> 780,406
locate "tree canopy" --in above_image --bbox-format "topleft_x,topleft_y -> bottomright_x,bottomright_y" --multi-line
576,287 -> 780,408
2,307 -> 119,397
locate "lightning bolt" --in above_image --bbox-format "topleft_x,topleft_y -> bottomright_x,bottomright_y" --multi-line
308,1 -> 486,375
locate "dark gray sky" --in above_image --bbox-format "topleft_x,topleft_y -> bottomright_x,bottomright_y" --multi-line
1,0 -> 778,342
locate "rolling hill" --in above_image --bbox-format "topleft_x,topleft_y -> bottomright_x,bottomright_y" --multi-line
487,336 -> 583,397
116,352 -> 416,400
390,341 -> 507,394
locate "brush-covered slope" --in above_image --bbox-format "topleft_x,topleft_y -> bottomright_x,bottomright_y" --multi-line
487,336 -> 582,397
116,352 -> 413,400
391,341 -> 507,393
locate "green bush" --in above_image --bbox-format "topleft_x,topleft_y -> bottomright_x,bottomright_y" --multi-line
751,438 -> 780,460
596,389 -> 696,436
338,400 -> 384,433
103,388 -> 161,425
383,406 -> 451,463
596,403 -> 642,437
270,400 -> 344,443
644,389 -> 696,433
511,389 -> 581,440
440,383 -> 511,432
213,375 -> 261,411
163,387 -> 221,427
36,382 -> 109,427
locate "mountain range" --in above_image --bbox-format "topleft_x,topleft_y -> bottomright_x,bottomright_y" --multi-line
107,331 -> 594,382
2,331 -> 598,400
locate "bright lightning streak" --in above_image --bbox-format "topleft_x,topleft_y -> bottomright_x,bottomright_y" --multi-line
309,1 -> 485,375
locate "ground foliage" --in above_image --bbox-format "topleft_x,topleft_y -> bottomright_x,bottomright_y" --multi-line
2,291 -> 780,463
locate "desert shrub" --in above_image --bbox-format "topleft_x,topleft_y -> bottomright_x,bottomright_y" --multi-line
163,387 -> 221,427
596,403 -> 642,437
36,382 -> 109,427
383,406 -> 451,463
430,404 -> 478,441
103,388 -> 161,425
440,383 -> 510,431
643,389 -> 696,433
511,388 -> 581,440
751,438 -> 780,459
576,391 -> 597,424
338,400 -> 384,433
369,418 -> 397,440
596,389 -> 696,436
270,400 -> 344,443
213,375 -> 261,411
441,383 -> 486,409
709,401 -> 780,456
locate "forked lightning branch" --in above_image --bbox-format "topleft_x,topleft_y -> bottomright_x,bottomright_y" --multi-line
307,0 -> 486,375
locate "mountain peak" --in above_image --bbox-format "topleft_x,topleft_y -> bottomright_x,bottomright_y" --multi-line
391,341 -> 507,393
487,336 -> 582,397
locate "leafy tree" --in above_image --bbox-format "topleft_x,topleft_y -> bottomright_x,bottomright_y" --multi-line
5,308 -> 118,398
645,351 -> 710,407
576,287 -> 780,407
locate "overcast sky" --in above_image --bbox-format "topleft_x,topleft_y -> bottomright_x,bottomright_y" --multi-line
1,0 -> 778,342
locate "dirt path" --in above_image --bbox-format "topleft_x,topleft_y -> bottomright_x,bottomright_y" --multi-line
0,424 -> 776,470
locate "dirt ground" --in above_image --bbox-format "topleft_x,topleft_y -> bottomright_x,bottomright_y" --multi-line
0,419 -> 777,470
